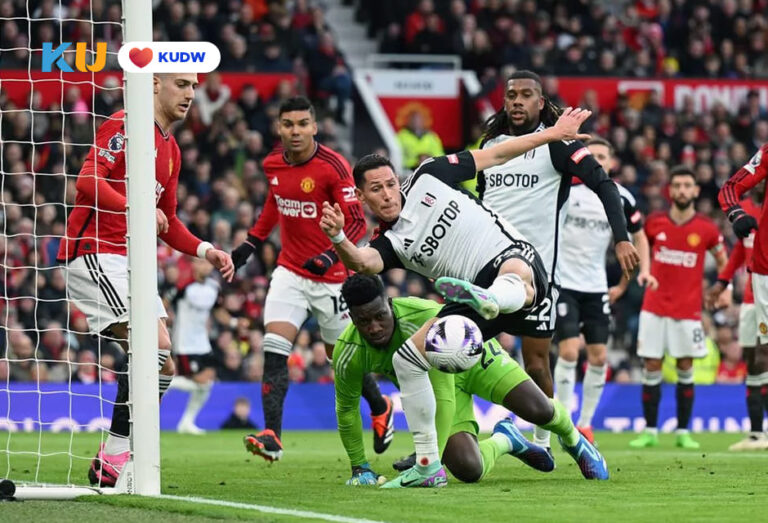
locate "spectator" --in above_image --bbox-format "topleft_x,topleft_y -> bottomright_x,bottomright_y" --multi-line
305,342 -> 333,383
196,72 -> 231,126
306,32 -> 352,123
717,341 -> 748,384
396,110 -> 445,169
220,397 -> 258,429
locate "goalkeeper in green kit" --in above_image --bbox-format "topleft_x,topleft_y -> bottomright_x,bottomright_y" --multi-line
335,274 -> 588,486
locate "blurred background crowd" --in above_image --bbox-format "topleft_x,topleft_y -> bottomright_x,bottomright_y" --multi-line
2,0 -> 768,387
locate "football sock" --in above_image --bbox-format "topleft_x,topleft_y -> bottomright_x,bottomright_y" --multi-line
104,434 -> 130,455
758,372 -> 768,419
392,340 -> 439,467
676,368 -> 694,431
158,350 -> 172,400
479,433 -> 509,479
430,371 -> 456,455
175,377 -> 212,427
109,362 -> 130,438
746,372 -> 764,433
361,373 -> 388,416
554,357 -> 576,416
641,369 -> 662,429
579,364 -> 607,427
262,335 -> 293,438
542,399 -> 579,447
533,426 -> 551,448
487,273 -> 527,313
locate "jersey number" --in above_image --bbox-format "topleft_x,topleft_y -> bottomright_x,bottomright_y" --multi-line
480,343 -> 503,370
331,295 -> 348,314
692,328 -> 704,344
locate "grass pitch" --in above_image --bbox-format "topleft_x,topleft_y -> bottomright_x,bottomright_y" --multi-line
2,430 -> 767,522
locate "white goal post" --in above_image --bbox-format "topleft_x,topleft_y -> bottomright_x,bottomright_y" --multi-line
3,0 -> 159,499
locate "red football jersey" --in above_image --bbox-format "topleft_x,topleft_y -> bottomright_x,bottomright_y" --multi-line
57,111 -> 201,262
717,198 -> 760,304
642,212 -> 724,320
719,143 -> 768,275
249,143 -> 366,283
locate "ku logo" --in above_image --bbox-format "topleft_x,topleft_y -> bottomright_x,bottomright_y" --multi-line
42,42 -> 108,72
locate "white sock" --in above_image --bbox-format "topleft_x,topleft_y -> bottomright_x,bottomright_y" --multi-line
179,381 -> 212,426
578,364 -> 607,427
533,425 -> 551,448
487,273 -> 527,313
104,434 -> 130,455
392,340 -> 439,467
170,375 -> 198,392
554,357 -> 577,415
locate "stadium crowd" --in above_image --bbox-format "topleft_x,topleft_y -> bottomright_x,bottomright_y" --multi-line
1,0 -> 767,388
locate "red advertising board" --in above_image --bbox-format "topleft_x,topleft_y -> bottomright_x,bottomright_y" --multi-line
0,70 -> 295,109
490,77 -> 768,114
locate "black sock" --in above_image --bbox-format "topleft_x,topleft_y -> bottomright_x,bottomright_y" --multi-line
642,384 -> 661,428
676,382 -> 695,430
762,385 -> 768,420
747,385 -> 764,433
361,373 -> 387,416
110,368 -> 130,437
262,352 -> 289,438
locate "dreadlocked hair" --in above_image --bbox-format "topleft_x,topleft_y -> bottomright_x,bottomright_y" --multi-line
481,70 -> 563,144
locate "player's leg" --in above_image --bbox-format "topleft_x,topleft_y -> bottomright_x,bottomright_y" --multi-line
630,311 -> 664,448
751,274 -> 768,441
554,290 -> 582,430
669,318 -> 706,449
173,360 -> 215,435
577,292 -> 611,443
313,282 -> 393,454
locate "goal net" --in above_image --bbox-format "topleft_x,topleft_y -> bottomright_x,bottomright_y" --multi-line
0,0 -> 158,498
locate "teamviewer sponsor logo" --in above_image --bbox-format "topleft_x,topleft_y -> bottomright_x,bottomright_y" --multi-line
275,196 -> 317,218
654,246 -> 697,268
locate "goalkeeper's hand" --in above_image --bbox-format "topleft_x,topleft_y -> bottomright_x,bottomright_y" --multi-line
232,235 -> 263,270
346,463 -> 384,486
729,207 -> 758,239
302,249 -> 338,276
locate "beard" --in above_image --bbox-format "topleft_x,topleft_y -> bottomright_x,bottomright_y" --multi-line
507,112 -> 539,136
673,198 -> 693,211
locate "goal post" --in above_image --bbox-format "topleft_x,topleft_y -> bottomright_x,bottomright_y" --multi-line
3,0 -> 160,499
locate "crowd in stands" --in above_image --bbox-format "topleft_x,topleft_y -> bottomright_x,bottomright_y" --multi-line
2,0 -> 768,387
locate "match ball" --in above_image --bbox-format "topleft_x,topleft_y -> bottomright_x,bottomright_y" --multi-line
424,315 -> 483,373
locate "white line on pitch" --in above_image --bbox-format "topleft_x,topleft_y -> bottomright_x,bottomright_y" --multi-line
607,451 -> 768,458
158,494 -> 389,523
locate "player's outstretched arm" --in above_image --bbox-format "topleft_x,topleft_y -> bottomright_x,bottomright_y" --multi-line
320,201 -> 384,274
633,230 -> 658,290
205,248 -> 235,282
470,107 -> 592,172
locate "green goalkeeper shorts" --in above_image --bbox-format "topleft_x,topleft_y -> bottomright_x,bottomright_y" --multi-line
451,339 -> 530,437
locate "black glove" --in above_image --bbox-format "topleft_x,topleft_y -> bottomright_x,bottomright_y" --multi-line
302,249 -> 338,276
232,235 -> 262,270
729,208 -> 758,239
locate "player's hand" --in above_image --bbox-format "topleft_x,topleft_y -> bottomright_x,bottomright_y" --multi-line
321,201 -> 345,238
231,235 -> 261,271
608,284 -> 626,304
552,107 -> 592,142
731,210 -> 758,239
346,463 -> 385,486
637,271 -> 659,291
705,280 -> 731,310
615,241 -> 640,280
206,248 -> 235,282
302,250 -> 337,276
156,208 -> 169,235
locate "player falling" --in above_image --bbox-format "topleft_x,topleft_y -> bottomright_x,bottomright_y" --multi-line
321,108 -> 608,487
56,73 -> 234,486
554,137 -> 654,445
630,167 -> 727,450
335,274 -> 559,487
718,144 -> 768,449
478,71 -> 639,451
231,97 -> 393,461
168,257 -> 220,435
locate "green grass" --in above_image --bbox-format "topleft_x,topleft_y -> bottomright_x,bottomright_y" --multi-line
2,431 -> 768,522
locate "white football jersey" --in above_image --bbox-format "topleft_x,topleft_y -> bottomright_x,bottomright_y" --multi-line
172,277 -> 219,355
559,183 -> 643,293
370,152 -> 527,282
480,125 -> 570,284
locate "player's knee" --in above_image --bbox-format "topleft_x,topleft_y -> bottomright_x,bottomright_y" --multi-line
443,435 -> 483,483
755,346 -> 768,371
644,358 -> 662,373
675,358 -> 693,372
586,347 -> 607,366
558,340 -> 579,362
446,459 -> 482,483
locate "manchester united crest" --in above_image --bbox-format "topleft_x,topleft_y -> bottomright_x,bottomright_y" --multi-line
687,233 -> 701,247
760,322 -> 768,336
301,177 -> 315,193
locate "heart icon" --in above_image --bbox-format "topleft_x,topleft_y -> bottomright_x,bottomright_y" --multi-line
129,47 -> 153,68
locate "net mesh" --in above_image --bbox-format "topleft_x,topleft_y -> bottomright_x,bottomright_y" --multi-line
0,0 -> 127,488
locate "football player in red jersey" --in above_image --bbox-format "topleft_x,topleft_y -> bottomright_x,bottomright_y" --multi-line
709,193 -> 768,450
57,73 -> 235,486
231,97 -> 392,462
719,143 -> 768,449
630,166 -> 727,450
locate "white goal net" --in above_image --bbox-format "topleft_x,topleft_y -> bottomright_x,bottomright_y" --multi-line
0,0 -> 157,497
